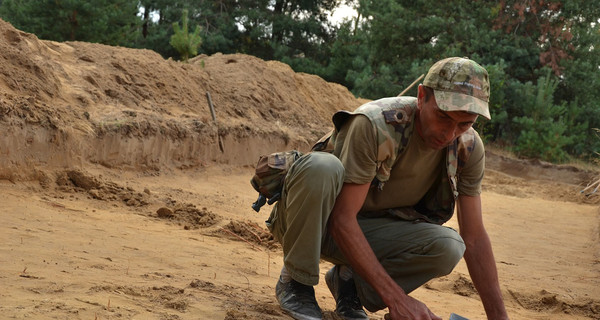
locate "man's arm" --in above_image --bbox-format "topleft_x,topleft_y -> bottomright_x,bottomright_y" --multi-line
328,182 -> 441,320
457,194 -> 509,320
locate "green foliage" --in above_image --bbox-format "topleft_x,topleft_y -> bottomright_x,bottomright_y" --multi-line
333,0 -> 600,162
235,0 -> 338,72
321,21 -> 368,89
511,71 -> 574,162
169,9 -> 202,62
0,0 -> 139,45
473,60 -> 508,142
132,1 -> 241,58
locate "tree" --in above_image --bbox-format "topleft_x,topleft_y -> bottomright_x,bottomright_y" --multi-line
511,70 -> 574,162
170,9 -> 202,62
135,0 -> 241,58
491,0 -> 600,159
234,0 -> 338,74
552,2 -> 600,158
494,0 -> 573,76
330,0 -> 599,161
0,0 -> 140,46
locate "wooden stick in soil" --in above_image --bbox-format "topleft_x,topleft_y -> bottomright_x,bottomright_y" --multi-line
581,178 -> 600,195
397,74 -> 425,97
206,91 -> 224,153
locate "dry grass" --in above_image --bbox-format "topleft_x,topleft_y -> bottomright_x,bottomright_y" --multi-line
587,129 -> 600,195
578,128 -> 600,195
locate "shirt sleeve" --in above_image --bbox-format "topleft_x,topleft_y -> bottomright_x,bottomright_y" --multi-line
457,131 -> 485,196
333,115 -> 378,185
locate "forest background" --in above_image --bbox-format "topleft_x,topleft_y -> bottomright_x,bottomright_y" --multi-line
1,0 -> 598,163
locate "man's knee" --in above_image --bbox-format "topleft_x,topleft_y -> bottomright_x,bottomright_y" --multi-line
427,229 -> 466,276
290,152 -> 344,186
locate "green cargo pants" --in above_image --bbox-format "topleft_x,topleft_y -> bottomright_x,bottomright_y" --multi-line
266,152 -> 466,312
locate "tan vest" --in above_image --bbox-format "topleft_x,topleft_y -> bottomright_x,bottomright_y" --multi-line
313,97 -> 476,224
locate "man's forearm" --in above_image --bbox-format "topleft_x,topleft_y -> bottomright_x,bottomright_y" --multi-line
457,195 -> 508,319
329,214 -> 404,301
327,183 -> 428,317
463,232 -> 508,319
329,183 -> 442,319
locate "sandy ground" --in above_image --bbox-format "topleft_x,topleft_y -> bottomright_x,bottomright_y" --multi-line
0,18 -> 599,320
1,162 -> 599,320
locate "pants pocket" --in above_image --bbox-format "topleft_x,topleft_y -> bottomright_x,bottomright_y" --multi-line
265,203 -> 285,244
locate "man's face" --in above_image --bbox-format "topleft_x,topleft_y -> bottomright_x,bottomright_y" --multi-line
416,86 -> 478,150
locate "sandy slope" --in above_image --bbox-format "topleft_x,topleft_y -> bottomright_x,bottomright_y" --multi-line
0,18 -> 599,320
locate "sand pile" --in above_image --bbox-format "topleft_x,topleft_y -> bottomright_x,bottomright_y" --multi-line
0,18 -> 361,181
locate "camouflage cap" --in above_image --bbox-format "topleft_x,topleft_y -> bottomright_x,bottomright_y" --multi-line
423,57 -> 491,119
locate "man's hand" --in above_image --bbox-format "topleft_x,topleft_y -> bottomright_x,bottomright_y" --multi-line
384,295 -> 442,320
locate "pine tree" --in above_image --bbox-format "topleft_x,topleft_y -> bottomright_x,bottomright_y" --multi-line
169,9 -> 202,62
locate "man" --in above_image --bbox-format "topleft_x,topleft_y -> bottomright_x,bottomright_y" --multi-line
265,57 -> 509,320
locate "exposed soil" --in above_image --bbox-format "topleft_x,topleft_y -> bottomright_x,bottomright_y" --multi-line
0,18 -> 598,320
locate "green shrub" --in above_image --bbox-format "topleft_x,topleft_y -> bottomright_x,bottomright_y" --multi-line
170,9 -> 202,62
511,70 -> 575,163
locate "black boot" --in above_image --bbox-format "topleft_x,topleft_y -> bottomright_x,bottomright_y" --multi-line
276,277 -> 322,320
325,266 -> 369,320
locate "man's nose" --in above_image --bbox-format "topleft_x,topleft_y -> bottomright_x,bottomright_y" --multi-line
443,125 -> 458,141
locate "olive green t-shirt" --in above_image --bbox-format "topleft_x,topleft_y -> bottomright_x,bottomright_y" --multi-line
333,115 -> 484,212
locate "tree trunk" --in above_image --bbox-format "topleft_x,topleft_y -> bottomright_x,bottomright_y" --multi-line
143,8 -> 149,38
69,10 -> 78,41
272,0 -> 286,42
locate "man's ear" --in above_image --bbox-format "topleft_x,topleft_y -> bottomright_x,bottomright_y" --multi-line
417,84 -> 425,108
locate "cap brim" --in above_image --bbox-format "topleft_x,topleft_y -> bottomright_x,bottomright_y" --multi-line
434,90 -> 491,120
